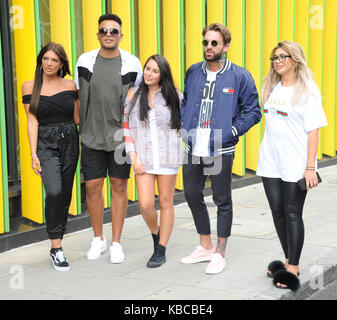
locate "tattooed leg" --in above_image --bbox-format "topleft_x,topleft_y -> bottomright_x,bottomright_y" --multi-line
216,237 -> 228,257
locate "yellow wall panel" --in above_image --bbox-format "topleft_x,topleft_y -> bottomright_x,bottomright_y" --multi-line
207,0 -> 224,25
322,0 -> 337,156
175,167 -> 184,190
262,0 -> 279,138
138,0 -> 158,66
262,0 -> 279,79
82,0 -> 102,52
128,167 -> 137,201
13,0 -> 44,223
227,0 -> 245,176
226,0 -> 244,66
110,0 -> 132,53
309,0 -> 324,159
279,0 -> 295,41
162,0 -> 184,191
163,0 -> 182,89
185,0 -> 204,70
245,0 -> 262,171
49,0 -> 73,73
68,181 -> 78,215
295,0 -> 310,58
102,178 -> 108,208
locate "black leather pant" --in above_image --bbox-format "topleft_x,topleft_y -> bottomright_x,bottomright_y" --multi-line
183,153 -> 234,238
262,177 -> 307,265
37,122 -> 79,240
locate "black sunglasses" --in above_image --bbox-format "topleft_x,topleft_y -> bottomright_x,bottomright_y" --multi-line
202,39 -> 220,47
98,27 -> 119,36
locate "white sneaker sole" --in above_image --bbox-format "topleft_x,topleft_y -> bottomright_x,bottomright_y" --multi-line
205,266 -> 225,274
87,252 -> 105,260
180,256 -> 213,264
50,257 -> 70,272
110,258 -> 125,264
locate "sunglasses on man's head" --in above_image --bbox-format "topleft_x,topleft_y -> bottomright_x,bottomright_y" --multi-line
202,39 -> 221,47
98,27 -> 119,36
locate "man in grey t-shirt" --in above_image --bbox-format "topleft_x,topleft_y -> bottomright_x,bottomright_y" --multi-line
75,14 -> 142,264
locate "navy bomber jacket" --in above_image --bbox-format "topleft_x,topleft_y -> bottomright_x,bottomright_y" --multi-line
181,59 -> 262,157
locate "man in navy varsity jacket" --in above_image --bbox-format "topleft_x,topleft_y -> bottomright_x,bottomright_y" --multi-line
180,23 -> 261,274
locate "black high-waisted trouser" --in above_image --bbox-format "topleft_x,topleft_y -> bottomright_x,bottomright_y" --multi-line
37,122 -> 79,240
262,177 -> 307,265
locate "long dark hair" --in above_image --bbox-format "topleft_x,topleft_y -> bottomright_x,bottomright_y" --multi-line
29,42 -> 71,116
129,54 -> 181,130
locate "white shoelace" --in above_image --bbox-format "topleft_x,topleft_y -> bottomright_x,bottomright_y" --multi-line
55,250 -> 66,263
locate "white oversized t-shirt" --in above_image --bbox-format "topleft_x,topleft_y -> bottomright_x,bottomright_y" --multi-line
193,70 -> 218,157
256,81 -> 327,182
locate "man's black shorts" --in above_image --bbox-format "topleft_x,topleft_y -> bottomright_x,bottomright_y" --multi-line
81,144 -> 131,181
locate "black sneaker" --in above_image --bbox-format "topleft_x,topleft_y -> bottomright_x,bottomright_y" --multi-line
50,248 -> 70,271
147,244 -> 166,268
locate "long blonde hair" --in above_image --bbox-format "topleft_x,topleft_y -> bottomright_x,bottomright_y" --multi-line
261,41 -> 314,106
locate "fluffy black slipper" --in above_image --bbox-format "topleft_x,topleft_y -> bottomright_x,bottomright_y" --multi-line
273,270 -> 300,291
267,260 -> 286,278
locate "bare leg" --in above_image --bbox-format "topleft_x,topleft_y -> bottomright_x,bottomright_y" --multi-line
51,239 -> 62,249
85,178 -> 105,239
157,174 -> 177,247
135,174 -> 158,234
109,177 -> 128,244
200,235 -> 213,250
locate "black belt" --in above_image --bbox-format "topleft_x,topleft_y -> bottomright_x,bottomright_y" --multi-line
39,121 -> 75,127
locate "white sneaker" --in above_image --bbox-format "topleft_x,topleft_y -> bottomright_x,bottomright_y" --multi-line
180,245 -> 215,264
205,253 -> 226,274
110,242 -> 125,264
86,236 -> 106,260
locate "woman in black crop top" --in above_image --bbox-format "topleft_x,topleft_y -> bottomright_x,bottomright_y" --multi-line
22,42 -> 80,272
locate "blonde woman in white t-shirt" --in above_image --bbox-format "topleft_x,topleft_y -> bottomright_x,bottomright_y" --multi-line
257,41 -> 327,291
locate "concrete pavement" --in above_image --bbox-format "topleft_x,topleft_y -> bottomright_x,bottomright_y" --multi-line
0,165 -> 336,300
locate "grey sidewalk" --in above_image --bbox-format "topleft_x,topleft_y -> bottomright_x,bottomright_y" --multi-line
0,165 -> 336,300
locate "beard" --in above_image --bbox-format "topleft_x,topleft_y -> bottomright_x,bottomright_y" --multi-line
204,50 -> 224,62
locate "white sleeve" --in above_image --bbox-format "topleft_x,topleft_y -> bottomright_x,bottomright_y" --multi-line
134,58 -> 143,87
303,93 -> 328,132
74,55 -> 82,90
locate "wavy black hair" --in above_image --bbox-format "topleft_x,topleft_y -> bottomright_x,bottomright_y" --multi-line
128,54 -> 181,130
